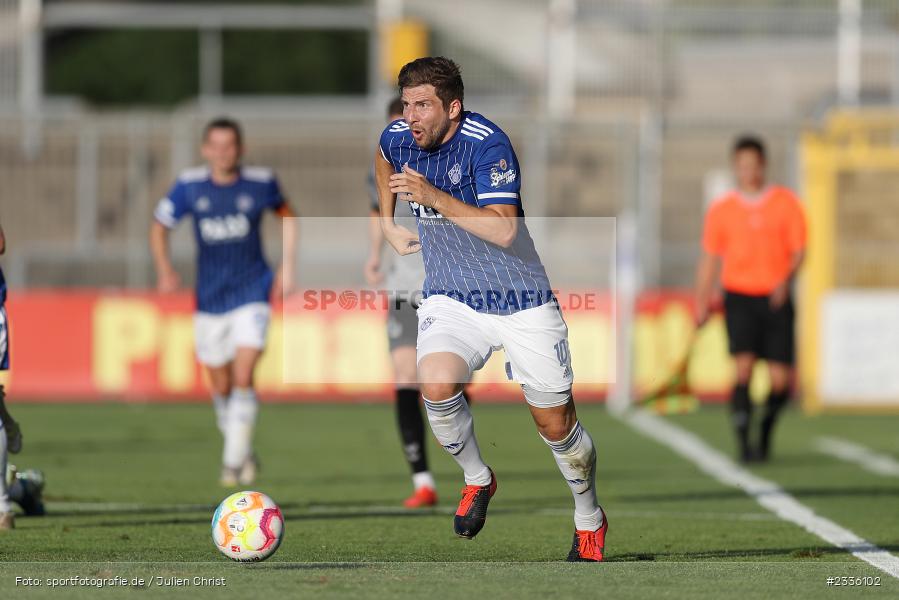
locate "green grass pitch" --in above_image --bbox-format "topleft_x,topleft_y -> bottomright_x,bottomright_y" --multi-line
1,402 -> 897,598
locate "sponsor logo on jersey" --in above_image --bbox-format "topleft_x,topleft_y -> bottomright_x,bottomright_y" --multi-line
410,201 -> 443,220
156,198 -> 175,220
490,165 -> 517,187
448,162 -> 463,185
198,213 -> 251,242
195,196 -> 211,212
237,194 -> 255,212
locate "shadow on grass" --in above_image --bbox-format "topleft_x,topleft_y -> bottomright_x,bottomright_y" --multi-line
609,544 -> 899,562
617,484 -> 899,504
247,563 -> 368,571
42,501 -> 303,518
26,503 -> 581,530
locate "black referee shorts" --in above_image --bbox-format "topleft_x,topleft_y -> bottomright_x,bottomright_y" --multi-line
723,290 -> 795,365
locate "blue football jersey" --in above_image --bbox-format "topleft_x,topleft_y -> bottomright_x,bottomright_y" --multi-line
378,111 -> 553,315
154,166 -> 285,314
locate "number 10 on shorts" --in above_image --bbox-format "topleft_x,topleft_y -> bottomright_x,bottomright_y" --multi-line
555,339 -> 572,378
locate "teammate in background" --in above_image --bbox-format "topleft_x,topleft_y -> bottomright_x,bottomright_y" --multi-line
375,57 -> 607,561
695,136 -> 806,463
151,118 -> 297,487
0,224 -> 45,529
365,97 -> 438,508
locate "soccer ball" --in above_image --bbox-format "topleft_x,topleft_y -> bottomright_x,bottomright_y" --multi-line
211,491 -> 284,562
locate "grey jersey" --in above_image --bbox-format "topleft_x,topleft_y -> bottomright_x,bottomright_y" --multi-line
368,167 -> 426,300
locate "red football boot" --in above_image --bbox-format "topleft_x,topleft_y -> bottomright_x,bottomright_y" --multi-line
567,514 -> 609,562
403,486 -> 438,508
453,469 -> 497,539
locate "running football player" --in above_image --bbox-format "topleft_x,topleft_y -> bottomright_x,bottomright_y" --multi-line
151,118 -> 297,487
374,57 -> 607,561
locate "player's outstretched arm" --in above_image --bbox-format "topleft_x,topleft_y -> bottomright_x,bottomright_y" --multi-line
375,148 -> 420,256
390,164 -> 518,248
149,221 -> 181,293
0,223 -> 5,255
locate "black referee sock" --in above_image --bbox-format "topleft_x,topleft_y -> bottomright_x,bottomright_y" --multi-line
396,388 -> 429,474
730,383 -> 753,460
760,390 -> 789,460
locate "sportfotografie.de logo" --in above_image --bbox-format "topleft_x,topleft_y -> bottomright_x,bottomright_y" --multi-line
296,289 -> 600,312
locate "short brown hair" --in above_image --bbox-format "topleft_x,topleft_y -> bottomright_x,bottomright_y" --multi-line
397,57 -> 464,110
203,117 -> 243,146
387,96 -> 404,118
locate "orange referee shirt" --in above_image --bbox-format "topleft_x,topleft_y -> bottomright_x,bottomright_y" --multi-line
702,185 -> 806,296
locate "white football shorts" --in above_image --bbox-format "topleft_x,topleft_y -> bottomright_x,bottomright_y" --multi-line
194,302 -> 271,367
416,294 -> 573,394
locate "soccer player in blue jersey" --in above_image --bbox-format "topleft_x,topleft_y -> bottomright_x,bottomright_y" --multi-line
150,118 -> 297,487
0,223 -> 31,530
374,57 -> 608,561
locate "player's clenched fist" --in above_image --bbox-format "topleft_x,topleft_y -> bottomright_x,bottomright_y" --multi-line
390,164 -> 440,210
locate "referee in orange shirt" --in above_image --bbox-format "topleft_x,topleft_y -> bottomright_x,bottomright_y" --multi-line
695,136 -> 806,463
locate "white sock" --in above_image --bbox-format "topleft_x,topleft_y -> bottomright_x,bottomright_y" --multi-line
0,426 -> 10,513
222,388 -> 258,470
541,421 -> 603,531
212,393 -> 228,437
412,471 -> 436,491
423,392 -> 491,486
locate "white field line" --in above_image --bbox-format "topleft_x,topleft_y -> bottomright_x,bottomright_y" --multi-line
816,436 -> 899,477
622,409 -> 899,579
